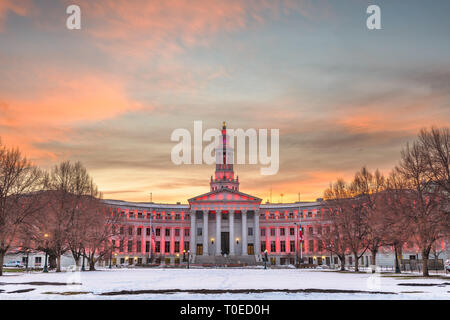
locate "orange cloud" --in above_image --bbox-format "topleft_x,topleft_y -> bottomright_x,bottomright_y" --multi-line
0,71 -> 144,162
67,0 -> 321,58
0,0 -> 33,31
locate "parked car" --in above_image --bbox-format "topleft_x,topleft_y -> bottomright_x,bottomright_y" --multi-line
445,260 -> 450,272
3,260 -> 24,268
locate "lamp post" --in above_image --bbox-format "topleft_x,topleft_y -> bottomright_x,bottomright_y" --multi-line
43,233 -> 49,273
294,222 -> 299,266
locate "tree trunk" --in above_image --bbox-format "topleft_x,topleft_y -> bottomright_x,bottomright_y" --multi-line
340,255 -> 345,271
371,249 -> 377,273
394,244 -> 401,273
422,247 -> 431,277
0,251 -> 4,276
89,260 -> 96,271
354,252 -> 359,272
56,255 -> 61,272
49,254 -> 57,269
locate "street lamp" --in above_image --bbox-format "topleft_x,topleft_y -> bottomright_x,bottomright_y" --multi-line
43,233 -> 49,273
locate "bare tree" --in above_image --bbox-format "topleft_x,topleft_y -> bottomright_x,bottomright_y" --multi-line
33,161 -> 99,272
350,167 -> 387,272
419,127 -> 450,194
396,138 -> 447,276
83,201 -> 120,271
0,141 -> 45,276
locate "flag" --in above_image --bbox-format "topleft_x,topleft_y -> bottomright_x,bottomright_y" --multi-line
151,226 -> 156,241
299,225 -> 303,241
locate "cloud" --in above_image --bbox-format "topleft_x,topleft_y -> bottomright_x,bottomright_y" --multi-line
0,0 -> 33,31
0,69 -> 145,162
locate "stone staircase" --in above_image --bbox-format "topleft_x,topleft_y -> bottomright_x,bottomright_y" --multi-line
194,255 -> 257,266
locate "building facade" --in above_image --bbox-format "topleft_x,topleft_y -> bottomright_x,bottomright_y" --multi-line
101,123 -> 449,268
5,123 -> 447,269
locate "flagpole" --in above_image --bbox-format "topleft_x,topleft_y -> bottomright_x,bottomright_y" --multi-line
149,211 -> 152,264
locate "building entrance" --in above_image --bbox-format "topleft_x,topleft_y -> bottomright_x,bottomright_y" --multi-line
221,232 -> 229,254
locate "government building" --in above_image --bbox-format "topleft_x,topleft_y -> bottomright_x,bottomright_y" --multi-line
4,124 -> 449,270
104,122 -> 325,266
100,123 -> 449,269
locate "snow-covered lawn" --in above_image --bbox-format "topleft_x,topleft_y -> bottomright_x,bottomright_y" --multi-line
0,268 -> 448,300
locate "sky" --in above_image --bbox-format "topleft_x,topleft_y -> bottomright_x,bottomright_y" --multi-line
0,0 -> 449,203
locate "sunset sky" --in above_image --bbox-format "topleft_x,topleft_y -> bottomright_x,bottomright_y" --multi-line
1,0 -> 449,203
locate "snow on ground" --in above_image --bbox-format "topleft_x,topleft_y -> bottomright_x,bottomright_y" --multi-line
0,268 -> 448,300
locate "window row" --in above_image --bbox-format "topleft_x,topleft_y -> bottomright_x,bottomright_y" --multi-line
119,227 -> 190,237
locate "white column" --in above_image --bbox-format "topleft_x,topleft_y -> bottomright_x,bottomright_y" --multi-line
254,211 -> 260,255
203,211 -> 208,256
242,210 -> 248,255
229,211 -> 235,255
190,211 -> 196,255
216,211 -> 222,255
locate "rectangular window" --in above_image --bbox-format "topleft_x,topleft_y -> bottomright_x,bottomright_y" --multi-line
309,227 -> 313,235
175,229 -> 180,237
260,228 -> 265,236
128,227 -> 133,235
270,241 -> 276,252
280,241 -> 286,252
120,258 -> 125,264
290,241 -> 295,252
146,228 -> 151,236
156,228 -> 161,236
175,214 -> 181,220
290,228 -> 295,236
289,213 -> 294,219
309,240 -> 314,253
138,212 -> 143,219
248,227 -> 253,236
270,228 -> 275,236
127,240 -> 132,252
308,211 -> 312,217
175,241 -> 180,253
136,241 -> 142,252
318,241 -> 323,251
185,229 -> 190,237
197,228 -> 202,236
165,241 -> 170,252
155,241 -> 160,253
119,240 -> 124,252
145,241 -> 150,253
165,229 -> 170,237
35,257 -> 42,264
184,241 -> 190,251
261,241 -> 266,252
137,228 -> 142,236
280,228 -> 285,236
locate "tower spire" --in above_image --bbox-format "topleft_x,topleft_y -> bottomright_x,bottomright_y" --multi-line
210,121 -> 239,192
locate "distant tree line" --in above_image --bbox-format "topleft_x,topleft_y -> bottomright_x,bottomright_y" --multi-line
320,127 -> 450,276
